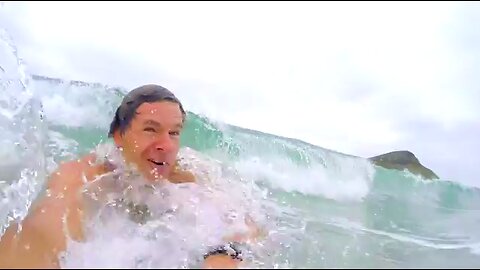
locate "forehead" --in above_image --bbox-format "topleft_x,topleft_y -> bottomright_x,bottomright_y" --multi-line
133,102 -> 183,124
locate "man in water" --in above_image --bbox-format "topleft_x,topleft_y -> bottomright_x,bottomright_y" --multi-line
0,85 -> 257,268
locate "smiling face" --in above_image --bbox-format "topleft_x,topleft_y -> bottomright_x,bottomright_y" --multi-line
112,101 -> 184,181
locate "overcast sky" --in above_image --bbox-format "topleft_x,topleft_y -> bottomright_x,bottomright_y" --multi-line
0,2 -> 479,186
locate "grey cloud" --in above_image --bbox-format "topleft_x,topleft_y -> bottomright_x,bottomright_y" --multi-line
2,2 -> 479,187
393,118 -> 480,185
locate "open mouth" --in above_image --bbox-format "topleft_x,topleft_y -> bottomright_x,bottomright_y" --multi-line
147,159 -> 168,166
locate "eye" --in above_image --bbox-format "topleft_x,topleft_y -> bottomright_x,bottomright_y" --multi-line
169,131 -> 180,136
144,127 -> 156,132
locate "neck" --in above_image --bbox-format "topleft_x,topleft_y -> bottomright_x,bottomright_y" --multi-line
94,142 -> 195,184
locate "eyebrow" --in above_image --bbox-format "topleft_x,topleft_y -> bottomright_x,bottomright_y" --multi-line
175,122 -> 184,129
143,119 -> 161,127
143,119 -> 183,129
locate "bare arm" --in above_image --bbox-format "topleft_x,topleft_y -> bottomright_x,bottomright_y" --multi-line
0,157 -> 96,268
203,254 -> 241,269
202,214 -> 265,269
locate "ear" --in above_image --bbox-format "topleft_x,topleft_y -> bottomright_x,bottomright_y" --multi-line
112,130 -> 123,147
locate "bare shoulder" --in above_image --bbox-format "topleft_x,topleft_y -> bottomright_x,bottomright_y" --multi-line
47,153 -> 104,191
169,168 -> 196,184
57,153 -> 98,177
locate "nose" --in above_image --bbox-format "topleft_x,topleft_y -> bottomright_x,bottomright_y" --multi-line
152,133 -> 175,152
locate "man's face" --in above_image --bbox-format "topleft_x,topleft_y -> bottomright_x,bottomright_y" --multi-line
113,101 -> 184,181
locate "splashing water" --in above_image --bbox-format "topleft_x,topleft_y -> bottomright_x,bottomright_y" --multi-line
59,144 -> 271,268
1,25 -> 480,268
0,27 -> 47,237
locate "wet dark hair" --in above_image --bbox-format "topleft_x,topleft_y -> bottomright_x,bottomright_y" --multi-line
108,84 -> 186,137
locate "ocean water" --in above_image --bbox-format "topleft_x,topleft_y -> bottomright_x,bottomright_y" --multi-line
1,26 -> 480,268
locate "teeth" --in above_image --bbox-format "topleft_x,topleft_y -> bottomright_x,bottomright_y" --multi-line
149,159 -> 166,166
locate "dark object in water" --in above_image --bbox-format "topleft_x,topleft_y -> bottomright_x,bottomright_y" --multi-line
369,150 -> 439,180
113,198 -> 152,225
